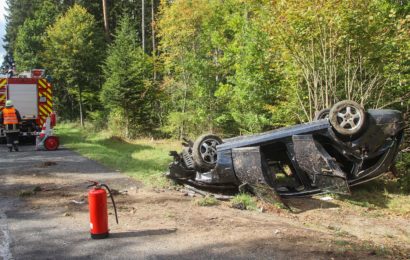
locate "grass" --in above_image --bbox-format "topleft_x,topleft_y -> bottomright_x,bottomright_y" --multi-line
55,122 -> 180,187
334,178 -> 410,216
194,196 -> 220,207
230,193 -> 258,210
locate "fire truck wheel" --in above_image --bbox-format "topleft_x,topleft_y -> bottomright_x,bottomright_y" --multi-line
44,136 -> 59,151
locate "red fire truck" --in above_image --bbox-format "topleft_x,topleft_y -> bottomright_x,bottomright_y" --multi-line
0,69 -> 55,144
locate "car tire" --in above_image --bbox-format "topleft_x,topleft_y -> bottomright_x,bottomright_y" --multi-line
314,108 -> 330,121
192,134 -> 223,171
329,100 -> 366,136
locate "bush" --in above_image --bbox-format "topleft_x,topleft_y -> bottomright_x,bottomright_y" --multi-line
396,152 -> 410,193
87,110 -> 107,131
230,193 -> 257,210
194,196 -> 220,207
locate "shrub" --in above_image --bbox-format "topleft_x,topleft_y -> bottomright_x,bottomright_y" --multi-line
194,196 -> 220,207
230,193 -> 257,210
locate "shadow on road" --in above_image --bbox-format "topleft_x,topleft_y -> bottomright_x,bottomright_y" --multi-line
110,228 -> 177,238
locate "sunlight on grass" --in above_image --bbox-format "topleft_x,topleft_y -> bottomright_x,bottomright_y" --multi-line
230,193 -> 258,211
194,196 -> 220,207
335,179 -> 410,216
386,195 -> 410,215
55,123 -> 180,187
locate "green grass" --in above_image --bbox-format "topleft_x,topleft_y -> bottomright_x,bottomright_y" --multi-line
335,178 -> 410,215
230,193 -> 258,210
194,196 -> 220,207
55,123 -> 180,187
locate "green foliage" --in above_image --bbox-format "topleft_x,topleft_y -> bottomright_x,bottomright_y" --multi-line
194,196 -> 220,207
2,0 -> 408,148
396,152 -> 410,193
230,193 -> 258,211
3,0 -> 42,55
14,0 -> 60,70
43,4 -> 105,121
101,15 -> 157,137
269,0 -> 409,119
158,0 -> 287,137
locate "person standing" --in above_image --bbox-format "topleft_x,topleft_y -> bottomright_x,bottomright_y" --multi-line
0,100 -> 22,152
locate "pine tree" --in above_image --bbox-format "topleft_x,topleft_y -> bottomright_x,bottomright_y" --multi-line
101,15 -> 156,137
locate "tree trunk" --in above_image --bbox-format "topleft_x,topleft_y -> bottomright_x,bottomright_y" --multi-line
151,0 -> 156,80
141,0 -> 145,52
102,0 -> 109,39
78,85 -> 84,127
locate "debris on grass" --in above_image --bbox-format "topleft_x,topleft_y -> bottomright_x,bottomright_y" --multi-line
70,200 -> 86,205
320,196 -> 334,201
183,185 -> 233,200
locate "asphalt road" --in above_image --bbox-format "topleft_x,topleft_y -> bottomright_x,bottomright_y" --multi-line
0,145 -> 150,260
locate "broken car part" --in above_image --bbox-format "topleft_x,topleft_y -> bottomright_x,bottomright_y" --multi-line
167,101 -> 405,197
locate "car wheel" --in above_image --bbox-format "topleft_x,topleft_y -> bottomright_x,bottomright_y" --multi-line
329,100 -> 366,136
314,108 -> 330,121
192,134 -> 223,171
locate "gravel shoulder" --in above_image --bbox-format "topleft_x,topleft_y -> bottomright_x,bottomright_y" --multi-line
0,146 -> 409,259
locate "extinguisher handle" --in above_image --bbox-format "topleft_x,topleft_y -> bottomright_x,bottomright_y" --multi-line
101,184 -> 119,224
86,180 -> 99,188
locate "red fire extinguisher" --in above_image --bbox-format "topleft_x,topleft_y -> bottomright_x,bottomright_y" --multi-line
87,181 -> 119,239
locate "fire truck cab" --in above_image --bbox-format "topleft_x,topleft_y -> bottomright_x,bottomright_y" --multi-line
0,69 -> 53,142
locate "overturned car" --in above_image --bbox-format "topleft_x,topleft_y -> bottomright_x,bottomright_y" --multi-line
167,101 -> 405,197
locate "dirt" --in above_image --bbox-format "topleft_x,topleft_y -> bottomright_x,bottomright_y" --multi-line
1,147 -> 409,259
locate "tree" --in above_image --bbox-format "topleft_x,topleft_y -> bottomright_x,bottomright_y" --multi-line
3,0 -> 42,55
43,4 -> 105,126
158,0 -> 285,136
14,0 -> 60,70
269,0 -> 408,120
100,15 -> 156,137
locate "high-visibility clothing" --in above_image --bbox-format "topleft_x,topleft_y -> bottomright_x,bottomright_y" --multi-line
3,107 -> 19,125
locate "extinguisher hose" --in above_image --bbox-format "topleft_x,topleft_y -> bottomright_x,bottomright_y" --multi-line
101,184 -> 119,224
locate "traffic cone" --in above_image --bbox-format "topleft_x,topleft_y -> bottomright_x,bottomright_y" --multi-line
39,123 -> 46,139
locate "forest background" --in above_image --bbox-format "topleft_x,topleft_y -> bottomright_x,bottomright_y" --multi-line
2,0 -> 409,140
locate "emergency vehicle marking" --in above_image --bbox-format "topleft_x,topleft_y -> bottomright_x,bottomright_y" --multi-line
37,78 -> 53,126
0,80 -> 6,109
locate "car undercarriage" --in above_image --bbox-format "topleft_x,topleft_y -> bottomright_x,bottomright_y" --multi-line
167,101 -> 405,197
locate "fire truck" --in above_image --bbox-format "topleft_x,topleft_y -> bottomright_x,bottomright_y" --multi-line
0,69 -> 57,148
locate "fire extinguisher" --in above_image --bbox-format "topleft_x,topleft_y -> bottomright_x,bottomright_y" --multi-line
87,181 -> 119,239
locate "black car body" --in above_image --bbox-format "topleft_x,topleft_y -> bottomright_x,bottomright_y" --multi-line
167,101 -> 405,197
